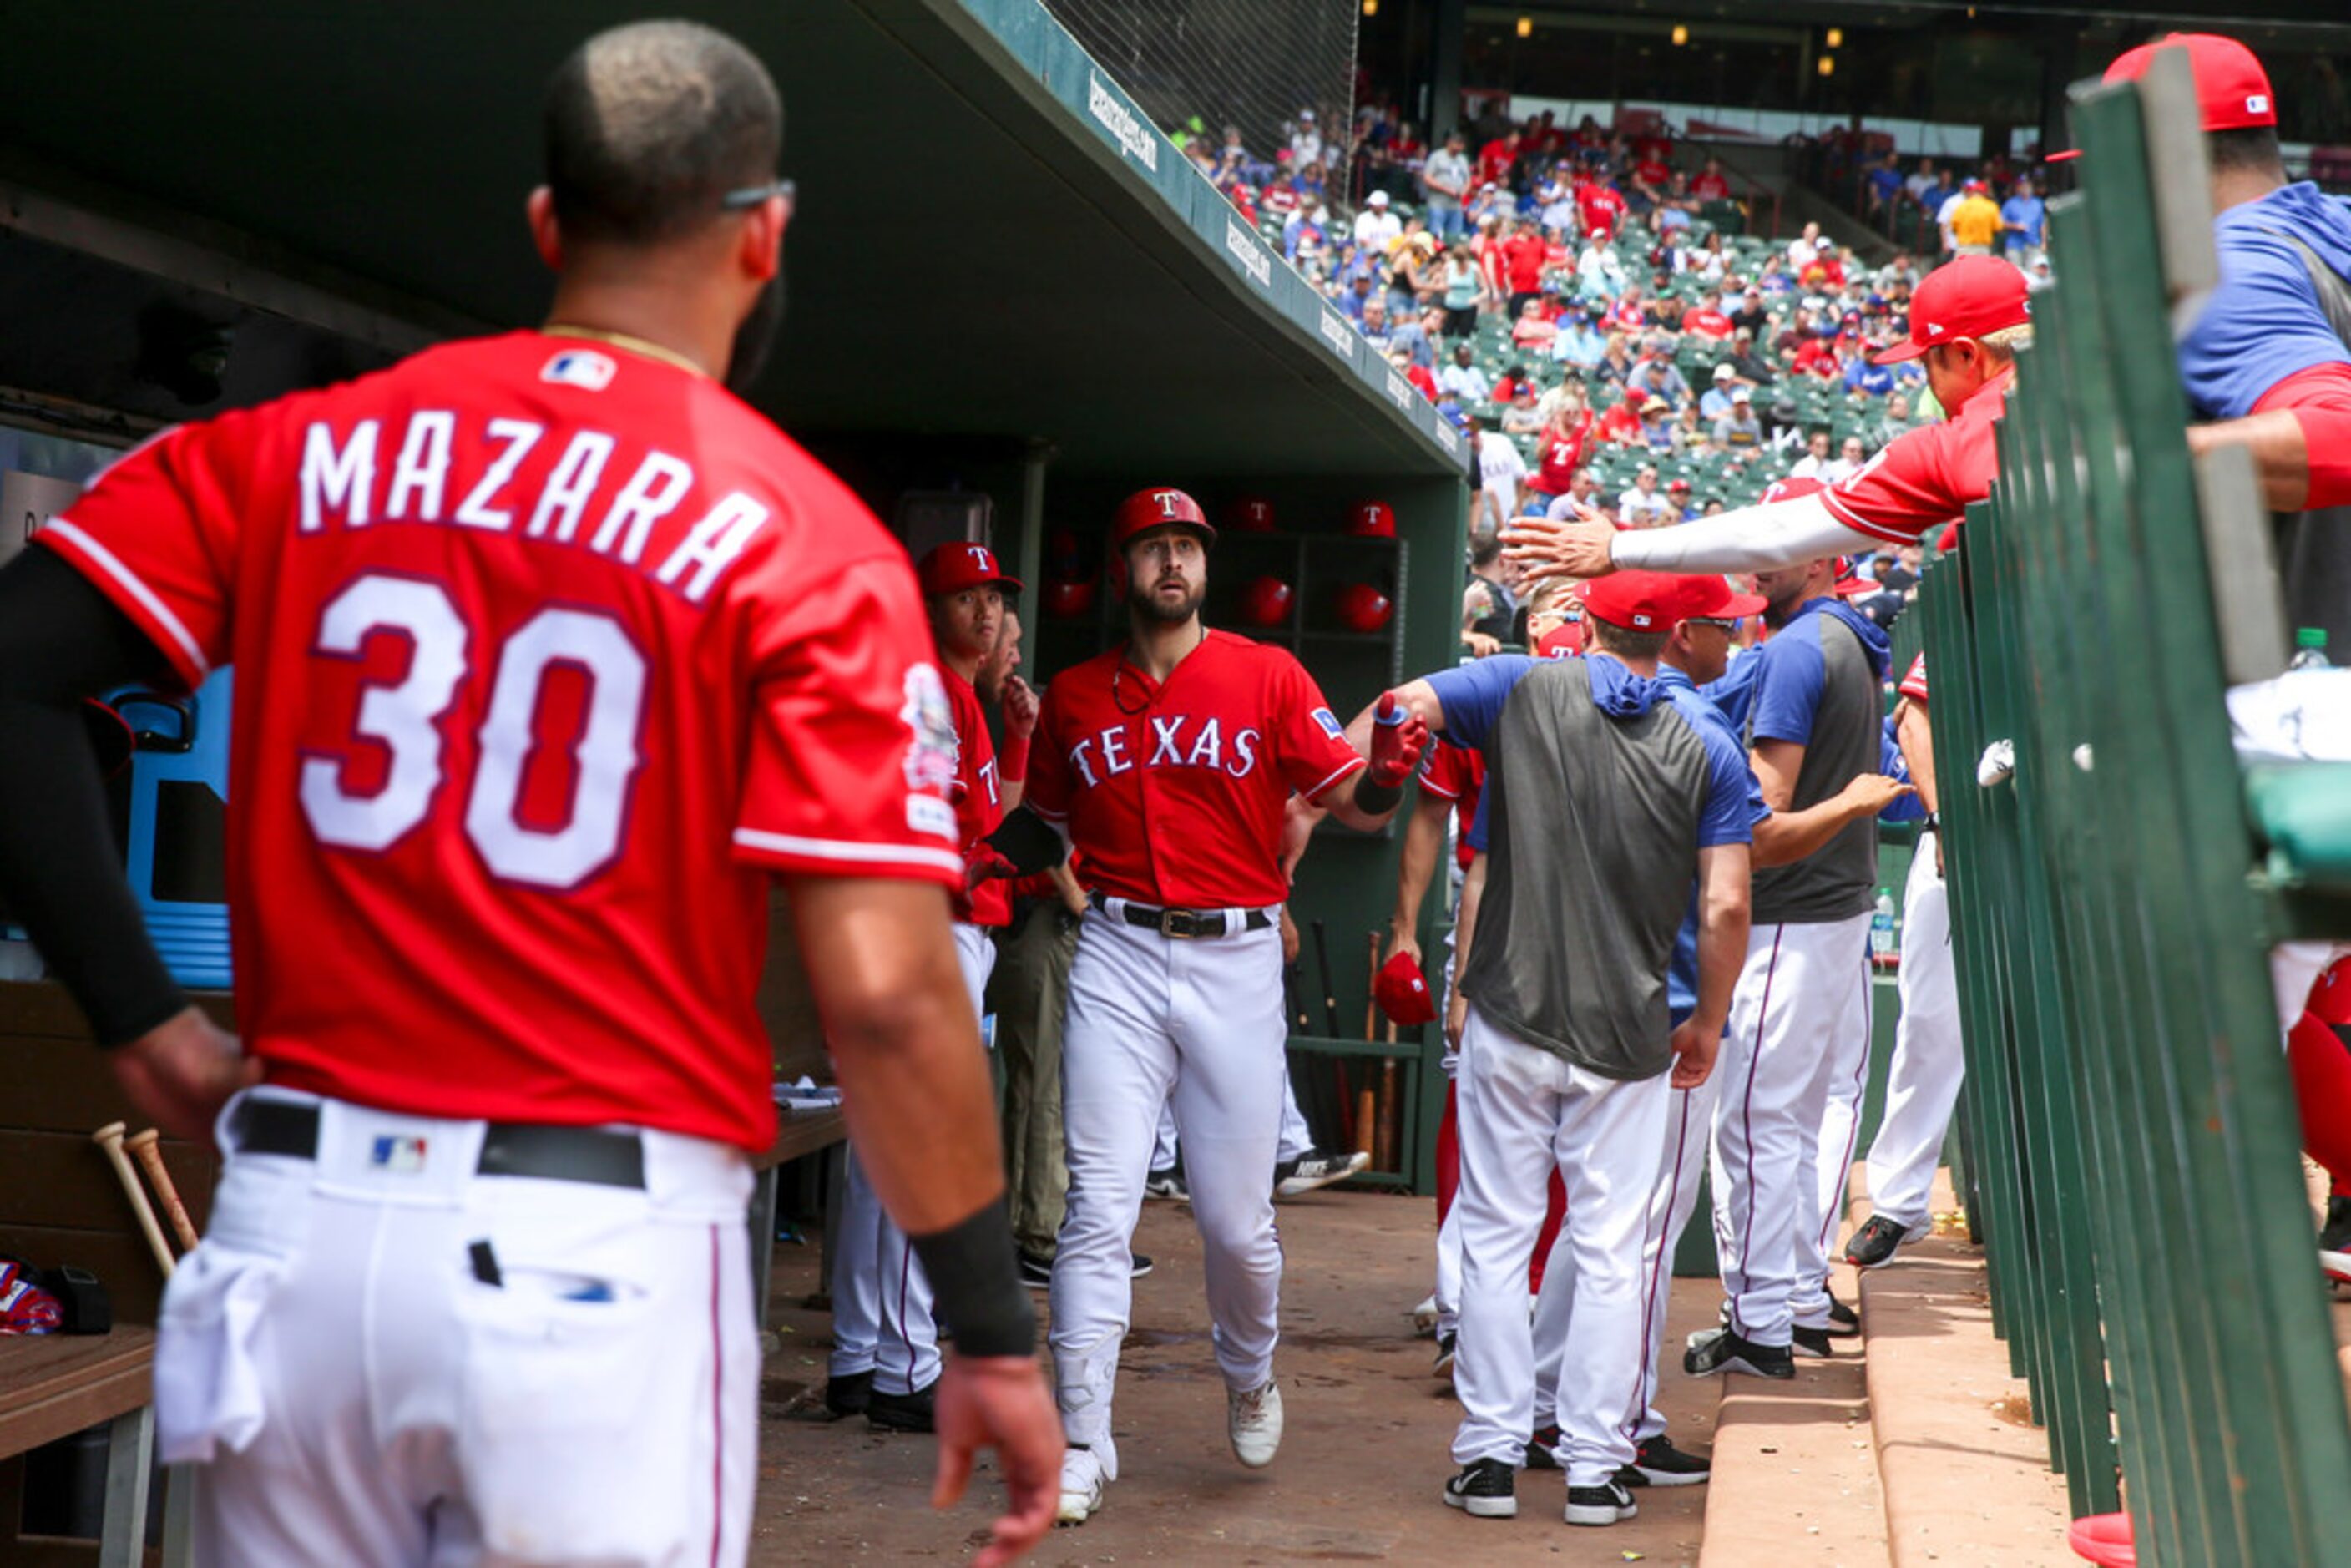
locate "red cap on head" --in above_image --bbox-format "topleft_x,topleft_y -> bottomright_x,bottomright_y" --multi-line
1374,950 -> 1438,1027
1111,487 -> 1217,550
1582,569 -> 1763,630
2050,34 -> 2274,163
1832,557 -> 1879,598
1871,256 -> 2030,363
916,541 -> 1024,598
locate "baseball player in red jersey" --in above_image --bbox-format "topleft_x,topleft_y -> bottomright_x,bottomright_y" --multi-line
829,542 -> 1037,1427
1016,487 -> 1427,1525
0,23 -> 1059,1567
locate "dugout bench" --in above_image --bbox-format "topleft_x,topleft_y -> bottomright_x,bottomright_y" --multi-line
0,982 -> 211,1566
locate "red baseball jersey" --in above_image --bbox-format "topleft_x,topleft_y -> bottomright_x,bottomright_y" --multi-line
1898,652 -> 1930,704
38,331 -> 963,1151
1417,739 -> 1485,873
1024,630 -> 1365,908
943,665 -> 1010,928
1823,369 -> 2015,545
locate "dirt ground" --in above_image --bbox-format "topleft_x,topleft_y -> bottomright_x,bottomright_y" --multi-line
751,1185 -> 1729,1565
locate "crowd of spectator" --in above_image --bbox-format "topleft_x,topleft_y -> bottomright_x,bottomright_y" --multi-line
1802,127 -> 2055,283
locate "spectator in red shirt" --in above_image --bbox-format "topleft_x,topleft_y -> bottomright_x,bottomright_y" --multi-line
1530,387 -> 1595,500
1595,392 -> 1646,445
1631,154 -> 1673,205
1602,286 -> 1645,336
1393,347 -> 1439,402
1575,176 -> 1630,241
1511,296 -> 1559,350
1478,130 -> 1521,191
1691,158 -> 1732,201
1500,220 -> 1550,318
1683,292 -> 1736,341
1792,332 -> 1840,380
1491,362 -> 1539,404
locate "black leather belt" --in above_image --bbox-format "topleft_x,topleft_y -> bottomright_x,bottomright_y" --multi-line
232,1099 -> 646,1190
1090,893 -> 1272,940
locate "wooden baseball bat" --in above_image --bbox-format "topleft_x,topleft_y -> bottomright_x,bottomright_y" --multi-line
1355,1085 -> 1377,1160
1363,931 -> 1380,1042
92,1121 -> 174,1277
1379,1021 -> 1402,1176
125,1128 -> 200,1254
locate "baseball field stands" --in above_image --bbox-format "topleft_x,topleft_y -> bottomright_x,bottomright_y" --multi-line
1913,51 -> 2351,1565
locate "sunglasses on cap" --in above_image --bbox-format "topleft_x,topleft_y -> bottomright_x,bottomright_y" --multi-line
721,177 -> 797,210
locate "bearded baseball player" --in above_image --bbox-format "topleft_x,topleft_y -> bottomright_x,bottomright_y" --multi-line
827,542 -> 1036,1428
1015,487 -> 1426,1525
0,23 -> 1061,1566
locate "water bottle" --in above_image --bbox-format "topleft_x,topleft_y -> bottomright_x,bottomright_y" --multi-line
2288,626 -> 2331,670
1869,888 -> 1898,965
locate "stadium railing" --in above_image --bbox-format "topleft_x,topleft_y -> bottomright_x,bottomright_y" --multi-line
1913,50 -> 2351,1565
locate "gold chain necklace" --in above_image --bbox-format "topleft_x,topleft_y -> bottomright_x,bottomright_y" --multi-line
541,323 -> 710,379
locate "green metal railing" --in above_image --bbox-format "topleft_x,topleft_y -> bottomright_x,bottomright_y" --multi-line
1914,55 -> 2351,1565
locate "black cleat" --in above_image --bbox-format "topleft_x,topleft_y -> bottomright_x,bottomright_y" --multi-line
822,1369 -> 872,1419
1564,1476 -> 1639,1525
1823,1291 -> 1861,1337
866,1379 -> 938,1433
1525,1423 -> 1560,1470
1684,1326 -> 1795,1379
1019,1251 -> 1054,1291
1442,1457 -> 1518,1518
1621,1434 -> 1711,1487
1791,1324 -> 1835,1359
1844,1213 -> 1921,1269
2321,1195 -> 2351,1255
1130,1252 -> 1155,1280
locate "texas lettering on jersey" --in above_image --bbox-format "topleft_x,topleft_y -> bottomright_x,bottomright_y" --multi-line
38,331 -> 958,1152
1026,630 -> 1364,909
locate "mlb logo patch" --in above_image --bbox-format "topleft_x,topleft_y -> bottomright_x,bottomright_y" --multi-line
1312,707 -> 1345,740
370,1136 -> 428,1174
540,350 -> 616,392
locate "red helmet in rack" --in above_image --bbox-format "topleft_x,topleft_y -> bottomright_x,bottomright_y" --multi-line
1226,495 -> 1278,533
1347,501 -> 1397,539
1043,576 -> 1097,620
1240,574 -> 1296,628
1334,582 -> 1394,632
1112,487 -> 1217,551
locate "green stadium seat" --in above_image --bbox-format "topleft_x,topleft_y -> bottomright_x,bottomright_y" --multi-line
2244,764 -> 2351,894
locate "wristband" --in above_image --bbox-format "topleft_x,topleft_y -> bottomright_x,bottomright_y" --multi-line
1352,771 -> 1405,817
999,731 -> 1030,785
908,1196 -> 1036,1358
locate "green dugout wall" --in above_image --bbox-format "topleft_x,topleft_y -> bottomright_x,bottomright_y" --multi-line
0,4 -> 1469,1186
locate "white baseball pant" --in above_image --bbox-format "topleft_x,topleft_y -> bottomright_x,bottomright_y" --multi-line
1536,1052 -> 1719,1447
157,1090 -> 756,1567
1452,1005 -> 1669,1487
1433,934 -> 1463,1338
1151,1070 -> 1313,1171
831,923 -> 996,1394
1864,834 -> 1964,1235
1794,948 -> 1872,1328
1050,905 -> 1286,1457
1710,912 -> 1873,1347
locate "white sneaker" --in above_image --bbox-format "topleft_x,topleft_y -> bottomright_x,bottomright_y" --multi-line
1227,1379 -> 1283,1468
1056,1445 -> 1108,1525
1410,1292 -> 1439,1337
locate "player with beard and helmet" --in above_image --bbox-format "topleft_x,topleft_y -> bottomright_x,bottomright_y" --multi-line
1004,487 -> 1428,1525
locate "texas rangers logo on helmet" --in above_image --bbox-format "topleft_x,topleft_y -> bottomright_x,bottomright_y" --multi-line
898,664 -> 960,794
1153,491 -> 1186,517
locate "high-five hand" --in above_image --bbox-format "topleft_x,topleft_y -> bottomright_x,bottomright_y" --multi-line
1500,510 -> 1619,579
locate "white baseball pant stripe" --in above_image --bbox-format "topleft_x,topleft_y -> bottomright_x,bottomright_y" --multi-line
1866,834 -> 1964,1234
1794,948 -> 1872,1328
1452,1005 -> 1669,1487
1710,912 -> 1873,1347
159,1090 -> 755,1567
1051,909 -> 1286,1450
1152,1070 -> 1313,1171
831,923 -> 996,1394
1433,933 -> 1462,1338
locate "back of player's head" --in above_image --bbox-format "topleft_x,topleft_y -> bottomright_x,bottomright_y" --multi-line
543,21 -> 781,247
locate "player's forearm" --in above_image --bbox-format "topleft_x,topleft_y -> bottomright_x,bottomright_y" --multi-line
1691,852 -> 1751,1038
1751,784 -> 1880,867
1895,700 -> 1939,816
1391,801 -> 1445,936
2187,411 -> 2308,511
1451,852 -> 1487,976
1607,493 -> 1883,574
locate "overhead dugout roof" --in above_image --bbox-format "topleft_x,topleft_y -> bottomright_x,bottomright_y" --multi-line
0,0 -> 1463,481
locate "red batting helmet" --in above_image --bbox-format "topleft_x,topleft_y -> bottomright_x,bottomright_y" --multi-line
1112,487 -> 1217,551
1226,495 -> 1278,533
1334,582 -> 1393,633
1347,500 -> 1398,539
1374,950 -> 1438,1027
1043,576 -> 1097,620
1240,574 -> 1296,628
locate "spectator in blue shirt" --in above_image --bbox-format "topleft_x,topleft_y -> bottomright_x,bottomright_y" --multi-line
1843,354 -> 1895,397
1865,154 -> 1905,221
2000,178 -> 2046,262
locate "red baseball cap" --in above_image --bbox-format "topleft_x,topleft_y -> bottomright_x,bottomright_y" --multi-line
1581,570 -> 1763,630
2048,33 -> 2274,162
1832,557 -> 1879,598
1870,256 -> 2030,363
916,541 -> 1024,598
1374,950 -> 1438,1027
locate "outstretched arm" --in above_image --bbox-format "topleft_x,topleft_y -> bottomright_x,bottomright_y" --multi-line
1500,491 -> 1883,578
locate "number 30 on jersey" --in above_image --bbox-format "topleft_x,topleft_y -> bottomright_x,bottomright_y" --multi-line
299,572 -> 645,889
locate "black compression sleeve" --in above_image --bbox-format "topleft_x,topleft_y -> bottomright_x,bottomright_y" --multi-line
0,548 -> 189,1044
908,1196 -> 1037,1359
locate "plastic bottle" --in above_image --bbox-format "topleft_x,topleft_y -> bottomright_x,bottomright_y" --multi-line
1869,888 -> 1898,964
2289,626 -> 2331,671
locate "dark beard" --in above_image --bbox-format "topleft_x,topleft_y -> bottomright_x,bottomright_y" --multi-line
726,273 -> 786,395
1133,579 -> 1205,625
